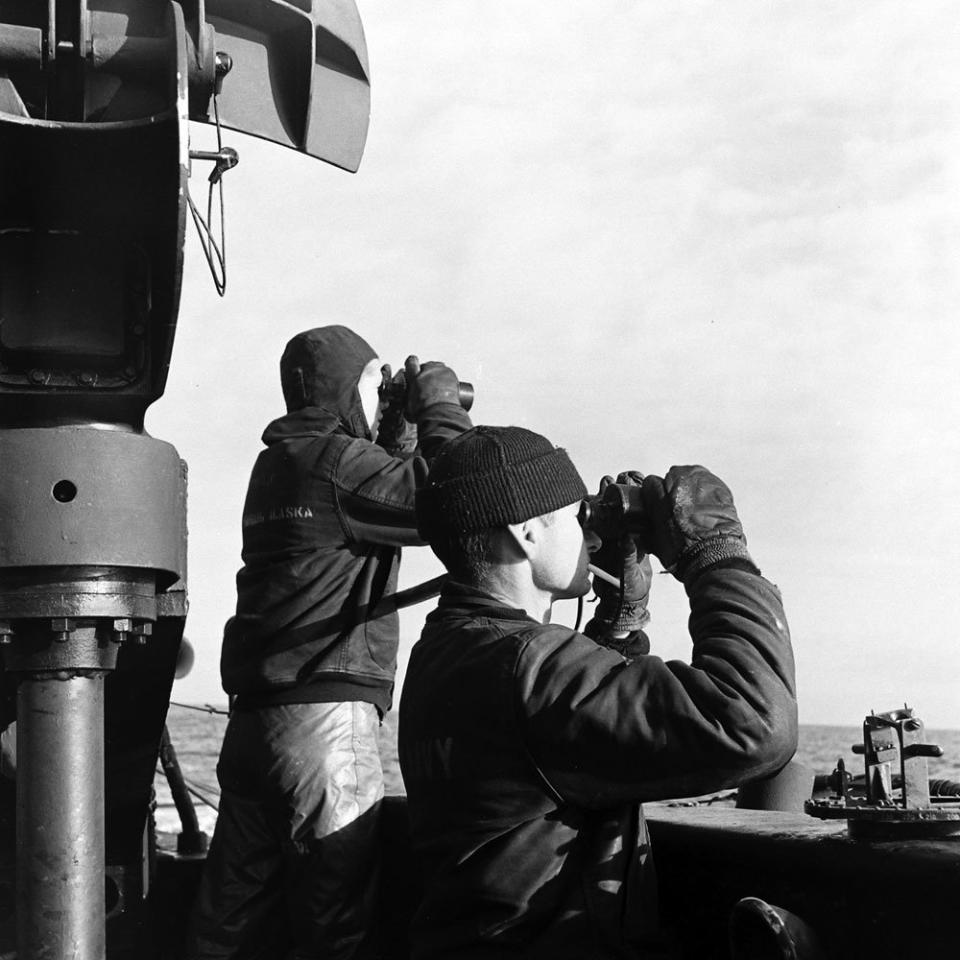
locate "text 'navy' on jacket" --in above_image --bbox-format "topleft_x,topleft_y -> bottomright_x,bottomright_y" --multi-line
398,566 -> 797,959
220,366 -> 471,713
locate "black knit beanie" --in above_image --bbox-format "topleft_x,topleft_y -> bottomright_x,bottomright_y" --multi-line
415,425 -> 588,541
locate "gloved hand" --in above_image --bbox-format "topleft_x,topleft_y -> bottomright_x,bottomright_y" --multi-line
376,363 -> 418,455
404,355 -> 462,420
640,465 -> 753,583
590,473 -> 653,634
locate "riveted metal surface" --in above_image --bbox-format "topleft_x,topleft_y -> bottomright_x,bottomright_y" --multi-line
0,427 -> 185,581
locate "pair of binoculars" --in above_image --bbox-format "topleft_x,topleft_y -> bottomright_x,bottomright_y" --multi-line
578,482 -> 648,543
379,370 -> 475,412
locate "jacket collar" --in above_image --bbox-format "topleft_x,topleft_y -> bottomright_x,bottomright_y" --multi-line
427,579 -> 539,626
261,406 -> 341,445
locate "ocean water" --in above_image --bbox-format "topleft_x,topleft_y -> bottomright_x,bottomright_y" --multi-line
155,705 -> 960,835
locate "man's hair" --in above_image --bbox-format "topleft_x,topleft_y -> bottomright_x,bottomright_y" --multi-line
428,509 -> 560,585
428,527 -> 498,585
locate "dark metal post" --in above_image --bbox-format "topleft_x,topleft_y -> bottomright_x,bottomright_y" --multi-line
16,670 -> 106,960
158,725 -> 208,856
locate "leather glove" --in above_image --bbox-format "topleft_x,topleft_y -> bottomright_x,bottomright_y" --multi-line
641,465 -> 754,583
404,355 -> 462,420
590,473 -> 653,633
375,363 -> 418,455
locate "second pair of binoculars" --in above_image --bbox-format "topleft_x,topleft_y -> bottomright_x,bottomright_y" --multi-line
578,482 -> 649,545
378,365 -> 475,411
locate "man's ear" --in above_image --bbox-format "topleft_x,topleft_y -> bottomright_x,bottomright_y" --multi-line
505,518 -> 539,562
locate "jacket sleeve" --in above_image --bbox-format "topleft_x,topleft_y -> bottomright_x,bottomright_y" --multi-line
333,404 -> 472,546
413,402 -> 473,460
515,566 -> 798,807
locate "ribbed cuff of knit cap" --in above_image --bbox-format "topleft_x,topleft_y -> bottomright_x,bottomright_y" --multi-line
416,425 -> 588,539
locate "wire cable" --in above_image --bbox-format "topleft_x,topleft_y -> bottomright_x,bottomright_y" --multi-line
156,765 -> 220,812
181,776 -> 220,811
168,700 -> 229,716
187,95 -> 228,295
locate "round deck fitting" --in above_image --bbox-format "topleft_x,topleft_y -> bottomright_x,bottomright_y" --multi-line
805,798 -> 960,840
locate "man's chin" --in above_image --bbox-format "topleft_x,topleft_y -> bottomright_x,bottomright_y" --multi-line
557,575 -> 592,601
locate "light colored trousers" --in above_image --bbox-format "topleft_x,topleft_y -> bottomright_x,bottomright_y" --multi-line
187,701 -> 384,960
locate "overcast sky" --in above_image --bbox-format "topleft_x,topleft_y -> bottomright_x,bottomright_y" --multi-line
149,1 -> 960,729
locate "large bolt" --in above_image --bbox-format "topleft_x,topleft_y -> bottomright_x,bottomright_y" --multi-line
215,51 -> 233,85
51,618 -> 76,643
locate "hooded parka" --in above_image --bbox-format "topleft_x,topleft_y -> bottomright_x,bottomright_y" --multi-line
221,325 -> 472,713
188,327 -> 472,960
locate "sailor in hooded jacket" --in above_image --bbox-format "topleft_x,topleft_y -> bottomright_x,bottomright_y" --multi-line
399,426 -> 798,960
189,325 -> 472,960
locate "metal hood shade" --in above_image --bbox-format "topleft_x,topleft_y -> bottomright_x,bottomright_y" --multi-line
203,0 -> 370,171
0,0 -> 370,169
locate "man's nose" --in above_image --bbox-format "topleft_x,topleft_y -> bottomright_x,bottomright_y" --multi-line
583,529 -> 602,553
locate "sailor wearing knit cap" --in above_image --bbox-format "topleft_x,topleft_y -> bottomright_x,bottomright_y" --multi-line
399,425 -> 797,960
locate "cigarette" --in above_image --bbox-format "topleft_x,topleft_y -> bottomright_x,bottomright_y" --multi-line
588,564 -> 621,589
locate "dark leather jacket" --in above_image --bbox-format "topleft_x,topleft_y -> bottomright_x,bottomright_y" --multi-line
221,349 -> 471,713
398,567 -> 797,959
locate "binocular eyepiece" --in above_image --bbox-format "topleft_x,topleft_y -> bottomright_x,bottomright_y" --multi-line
379,370 -> 475,412
578,482 -> 648,544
